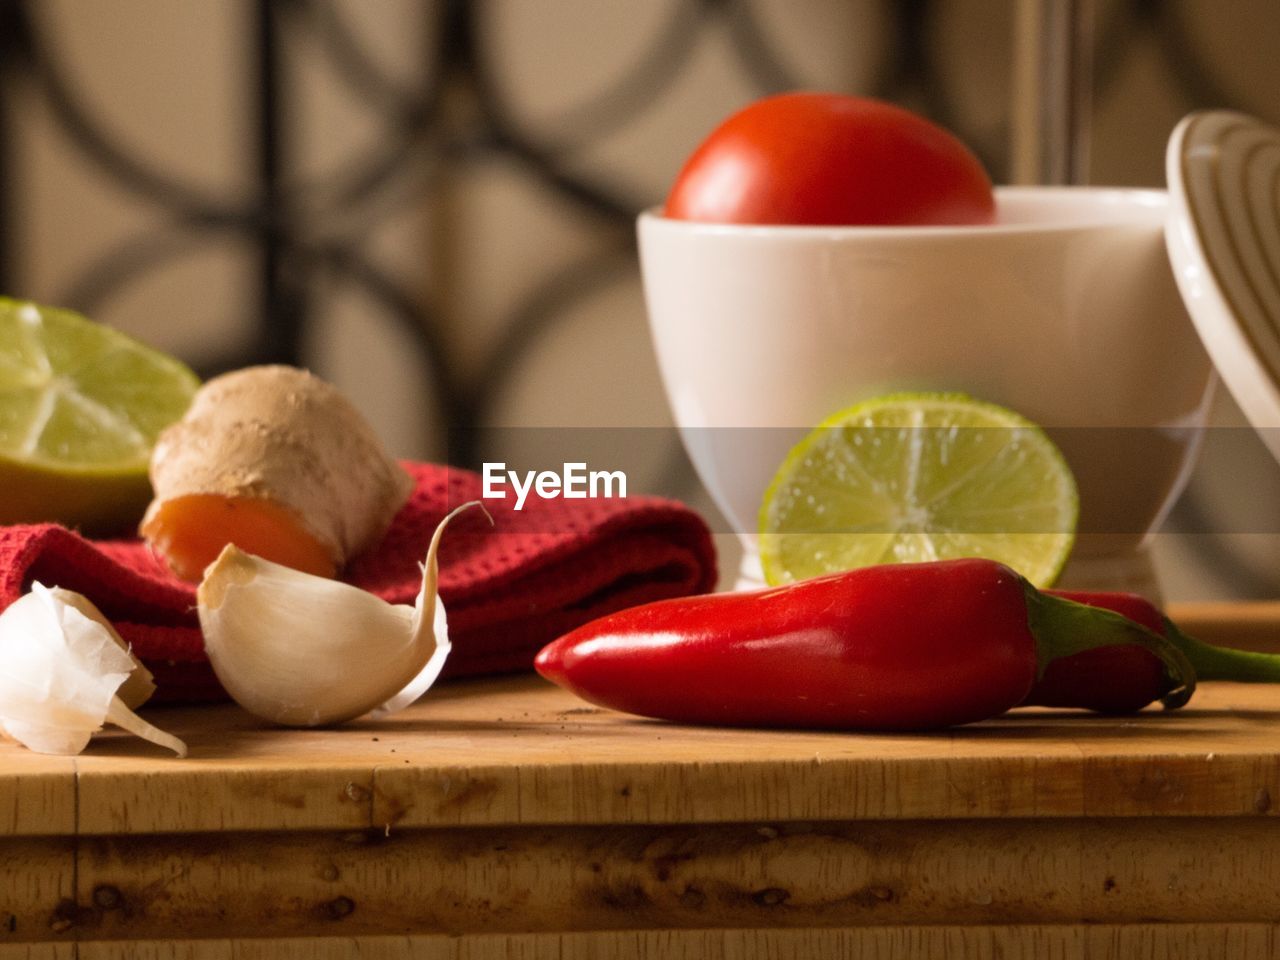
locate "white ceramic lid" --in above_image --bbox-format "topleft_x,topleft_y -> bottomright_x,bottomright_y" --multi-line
1166,110 -> 1280,461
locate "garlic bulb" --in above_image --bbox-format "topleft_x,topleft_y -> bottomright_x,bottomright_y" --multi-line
197,502 -> 477,727
0,584 -> 187,757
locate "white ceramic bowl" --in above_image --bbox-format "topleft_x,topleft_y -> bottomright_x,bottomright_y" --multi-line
639,187 -> 1217,591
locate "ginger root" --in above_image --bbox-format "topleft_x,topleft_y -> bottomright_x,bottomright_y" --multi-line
140,365 -> 413,581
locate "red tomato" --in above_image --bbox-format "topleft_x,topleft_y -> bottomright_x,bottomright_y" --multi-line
664,93 -> 996,227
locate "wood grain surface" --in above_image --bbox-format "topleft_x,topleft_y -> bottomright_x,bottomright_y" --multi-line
30,816 -> 1278,937
2,603 -> 1279,955
1169,601 -> 1280,652
0,926 -> 1277,960
3,676 -> 1279,836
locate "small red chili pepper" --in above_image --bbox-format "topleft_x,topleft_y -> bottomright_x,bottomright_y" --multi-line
1026,589 -> 1280,714
534,558 -> 1194,730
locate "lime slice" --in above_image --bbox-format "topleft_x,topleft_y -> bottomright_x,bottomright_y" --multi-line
0,298 -> 199,533
758,392 -> 1078,588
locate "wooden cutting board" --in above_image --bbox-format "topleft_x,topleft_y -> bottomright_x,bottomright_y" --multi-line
2,602 -> 1280,958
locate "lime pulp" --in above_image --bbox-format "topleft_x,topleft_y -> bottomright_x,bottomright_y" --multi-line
758,392 -> 1079,588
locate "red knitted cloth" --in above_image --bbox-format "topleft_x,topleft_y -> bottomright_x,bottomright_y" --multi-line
0,462 -> 716,703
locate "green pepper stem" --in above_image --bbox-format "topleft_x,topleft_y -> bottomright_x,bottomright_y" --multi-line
1023,585 -> 1196,710
1164,617 -> 1280,683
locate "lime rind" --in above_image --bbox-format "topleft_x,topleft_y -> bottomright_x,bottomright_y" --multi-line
758,392 -> 1079,588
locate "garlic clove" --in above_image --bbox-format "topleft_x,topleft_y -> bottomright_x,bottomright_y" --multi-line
1,718 -> 93,757
46,586 -> 156,709
370,502 -> 458,718
104,694 -> 188,757
198,502 -> 477,727
0,583 -> 187,757
371,593 -> 449,718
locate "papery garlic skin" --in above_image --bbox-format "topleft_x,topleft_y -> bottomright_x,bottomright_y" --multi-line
369,598 -> 448,718
0,584 -> 186,757
46,586 -> 156,709
197,503 -> 470,727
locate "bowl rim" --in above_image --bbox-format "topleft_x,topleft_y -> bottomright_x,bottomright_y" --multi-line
638,185 -> 1170,238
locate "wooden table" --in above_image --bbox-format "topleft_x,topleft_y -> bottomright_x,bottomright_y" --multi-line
3,605 -> 1280,959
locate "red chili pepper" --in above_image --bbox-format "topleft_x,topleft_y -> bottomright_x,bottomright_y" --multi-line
1026,589 -> 1280,714
534,558 -> 1194,730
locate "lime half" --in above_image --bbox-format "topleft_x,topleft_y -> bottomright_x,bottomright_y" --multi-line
0,299 -> 199,533
759,392 -> 1078,588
